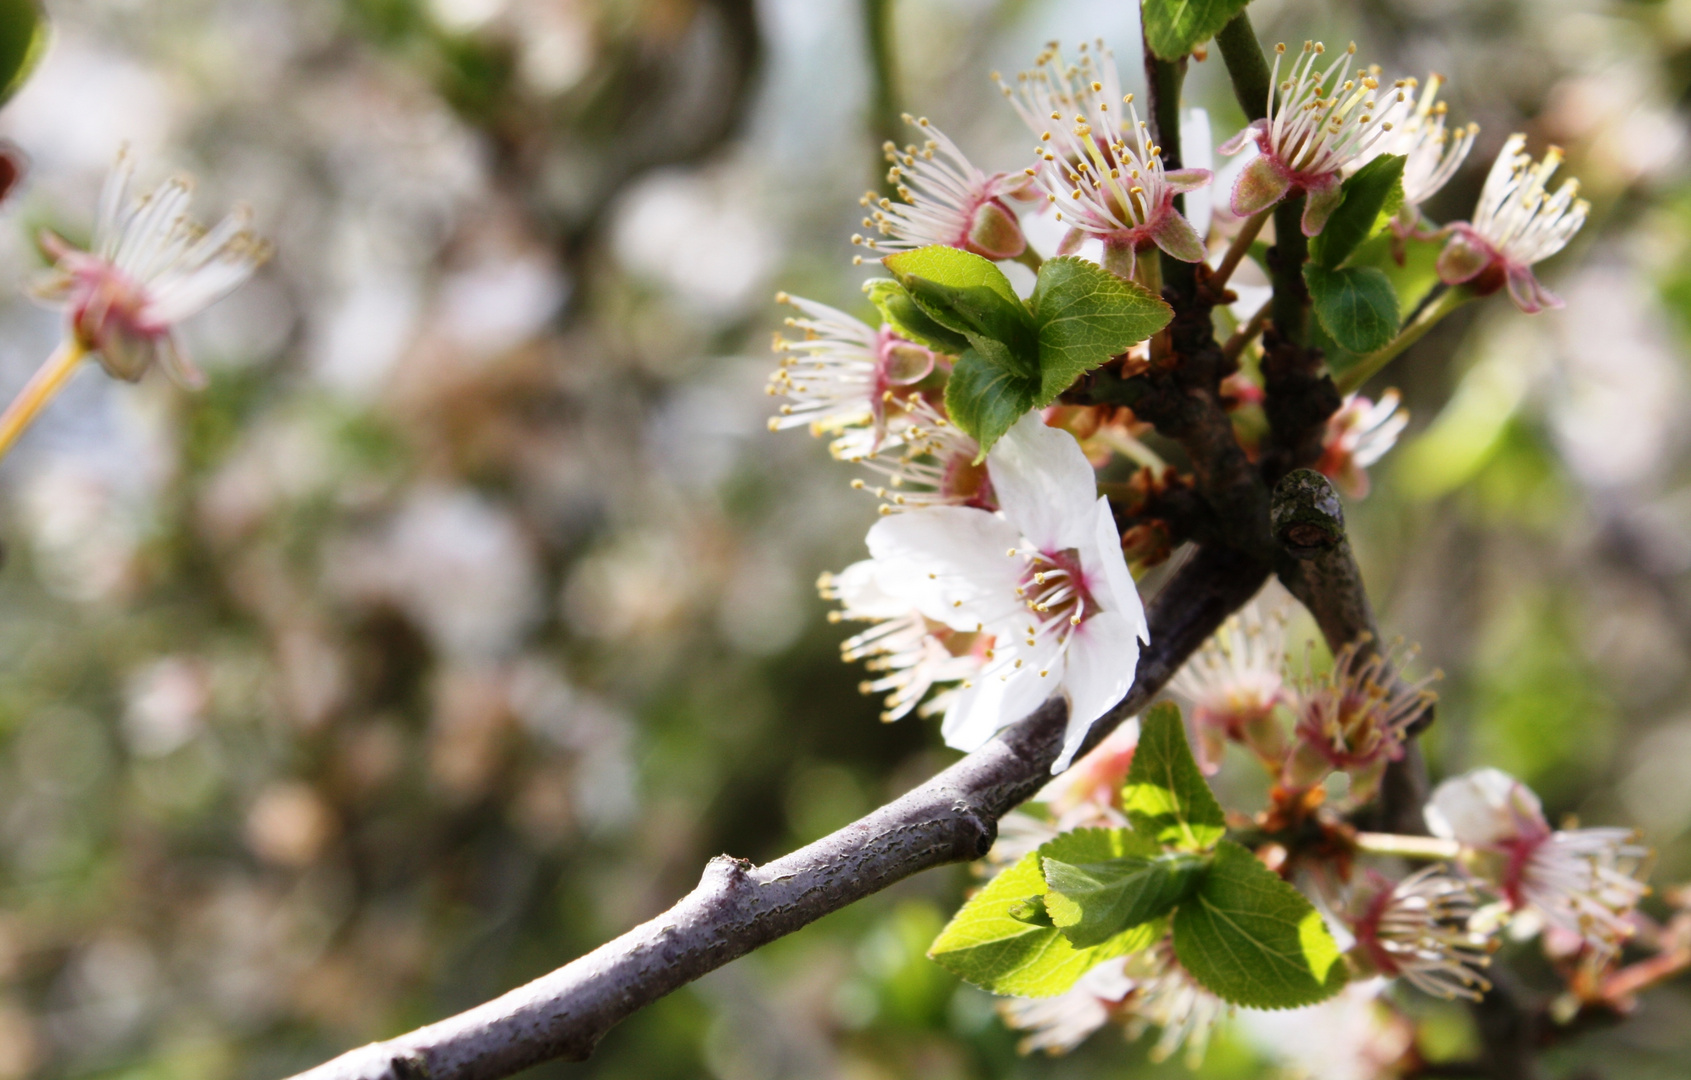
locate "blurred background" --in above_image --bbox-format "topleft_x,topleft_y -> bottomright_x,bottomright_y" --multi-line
0,0 -> 1684,1077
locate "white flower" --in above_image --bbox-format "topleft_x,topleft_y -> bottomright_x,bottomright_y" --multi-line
1347,866 -> 1494,1001
1239,979 -> 1413,1080
1427,767 -> 1651,957
32,149 -> 270,389
1317,389 -> 1408,499
1219,42 -> 1404,237
843,396 -> 993,512
853,115 -> 1029,262
864,412 -> 1148,770
999,955 -> 1132,1054
1171,602 -> 1290,773
765,292 -> 939,452
1436,135 -> 1589,314
1284,638 -> 1435,805
1352,74 -> 1477,233
1118,941 -> 1228,1066
999,941 -> 1227,1065
996,42 -> 1209,278
820,560 -> 985,722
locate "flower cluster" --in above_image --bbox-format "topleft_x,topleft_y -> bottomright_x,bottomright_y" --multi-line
1169,601 -> 1436,808
760,26 -> 1609,1069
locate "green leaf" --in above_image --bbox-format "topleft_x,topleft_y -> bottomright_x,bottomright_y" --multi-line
1044,850 -> 1209,948
0,0 -> 43,107
944,344 -> 1041,455
1121,702 -> 1226,852
929,829 -> 1164,997
1029,256 -> 1172,405
1348,231 -> 1446,320
884,246 -> 1037,363
1144,0 -> 1253,61
1305,264 -> 1400,354
1310,154 -> 1405,270
1172,840 -> 1348,1008
1007,894 -> 1055,927
864,278 -> 970,354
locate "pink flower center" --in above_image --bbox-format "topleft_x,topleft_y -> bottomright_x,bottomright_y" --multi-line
1495,828 -> 1551,910
1020,548 -> 1100,636
60,253 -> 161,350
1351,881 -> 1405,977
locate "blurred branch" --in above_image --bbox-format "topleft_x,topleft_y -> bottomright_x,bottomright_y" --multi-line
864,0 -> 903,184
280,547 -> 1268,1080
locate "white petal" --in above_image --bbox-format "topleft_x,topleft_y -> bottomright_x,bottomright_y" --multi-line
987,412 -> 1099,552
941,645 -> 1059,752
1053,610 -> 1140,771
95,148 -> 135,259
1087,496 -> 1146,642
1426,767 -> 1542,845
829,560 -> 910,621
866,506 -> 1023,629
154,331 -> 206,390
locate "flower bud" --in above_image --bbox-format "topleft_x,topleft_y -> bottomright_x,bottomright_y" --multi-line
965,198 -> 1026,260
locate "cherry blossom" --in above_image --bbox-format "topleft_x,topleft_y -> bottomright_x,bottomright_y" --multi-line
1219,41 -> 1403,237
1347,866 -> 1493,1000
853,116 -> 1029,262
32,149 -> 269,389
1427,767 -> 1650,957
1170,603 -> 1291,773
864,412 -> 1147,769
1436,135 -> 1589,314
1317,390 -> 1408,499
997,42 -> 1210,278
765,292 -> 940,454
819,560 -> 986,722
1351,74 -> 1477,234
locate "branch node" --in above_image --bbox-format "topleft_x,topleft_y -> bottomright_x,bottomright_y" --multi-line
950,799 -> 997,858
1271,469 -> 1345,555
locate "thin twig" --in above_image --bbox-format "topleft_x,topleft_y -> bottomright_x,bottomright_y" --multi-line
1221,297 -> 1272,362
1211,208 -> 1272,290
281,546 -> 1270,1080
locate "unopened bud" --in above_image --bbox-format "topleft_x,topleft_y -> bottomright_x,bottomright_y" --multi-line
965,199 -> 1027,261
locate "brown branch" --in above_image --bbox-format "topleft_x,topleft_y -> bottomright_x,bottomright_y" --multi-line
281,546 -> 1269,1080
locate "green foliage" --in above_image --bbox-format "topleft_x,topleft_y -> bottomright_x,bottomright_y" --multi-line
1171,841 -> 1348,1008
927,830 -> 1162,997
1121,702 -> 1226,851
1304,264 -> 1400,354
1310,155 -> 1405,270
0,0 -> 43,107
1043,847 -> 1209,948
887,247 -> 1169,454
864,278 -> 970,354
943,345 -> 1042,456
883,246 -> 1036,357
1028,256 -> 1172,404
1143,0 -> 1254,61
